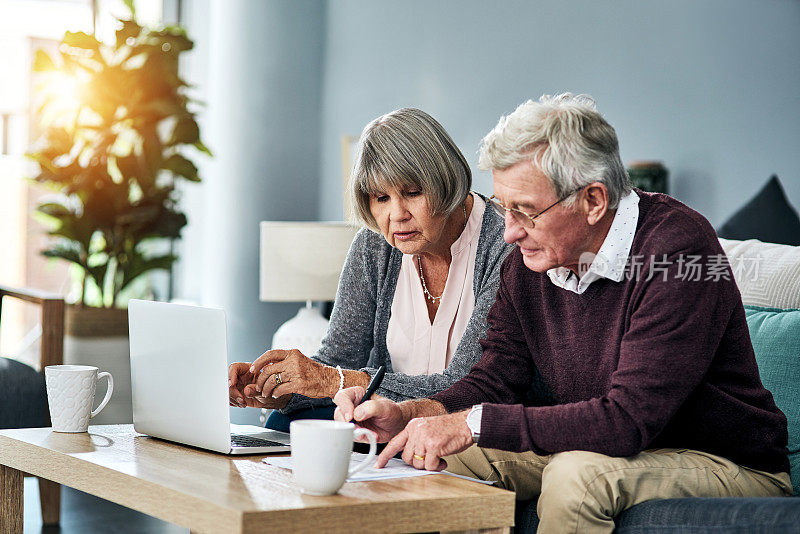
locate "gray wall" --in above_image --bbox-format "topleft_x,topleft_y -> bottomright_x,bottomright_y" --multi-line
177,0 -> 325,424
318,0 -> 800,225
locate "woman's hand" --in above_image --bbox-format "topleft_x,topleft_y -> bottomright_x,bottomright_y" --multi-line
228,362 -> 290,409
249,349 -> 341,400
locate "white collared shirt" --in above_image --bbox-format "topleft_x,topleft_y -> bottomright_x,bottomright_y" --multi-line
546,189 -> 640,294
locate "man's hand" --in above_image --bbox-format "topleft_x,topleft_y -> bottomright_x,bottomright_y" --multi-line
228,362 -> 290,409
375,410 -> 474,472
333,386 -> 407,442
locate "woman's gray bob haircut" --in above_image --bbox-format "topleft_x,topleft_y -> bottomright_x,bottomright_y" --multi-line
349,108 -> 471,230
478,93 -> 631,209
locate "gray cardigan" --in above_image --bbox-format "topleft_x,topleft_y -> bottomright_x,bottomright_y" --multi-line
284,194 -> 512,411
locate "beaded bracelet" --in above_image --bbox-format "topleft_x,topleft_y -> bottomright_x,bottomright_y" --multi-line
336,365 -> 345,391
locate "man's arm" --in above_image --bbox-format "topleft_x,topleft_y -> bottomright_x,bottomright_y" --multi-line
430,256 -> 536,412
398,398 -> 448,421
479,237 -> 735,456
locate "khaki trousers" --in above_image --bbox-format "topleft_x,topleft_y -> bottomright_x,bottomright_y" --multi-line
445,446 -> 793,534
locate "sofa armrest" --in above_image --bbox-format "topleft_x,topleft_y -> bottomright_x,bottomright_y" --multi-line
0,285 -> 65,369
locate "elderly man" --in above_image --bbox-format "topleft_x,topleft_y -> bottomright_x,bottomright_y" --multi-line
334,94 -> 791,533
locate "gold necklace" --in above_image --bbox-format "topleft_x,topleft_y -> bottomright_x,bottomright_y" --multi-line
417,255 -> 441,304
416,203 -> 467,304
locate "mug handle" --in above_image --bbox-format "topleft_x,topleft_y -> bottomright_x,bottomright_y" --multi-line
91,372 -> 114,418
348,428 -> 377,477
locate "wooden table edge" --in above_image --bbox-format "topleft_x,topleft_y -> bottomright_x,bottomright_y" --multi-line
0,433 -> 243,533
0,429 -> 516,534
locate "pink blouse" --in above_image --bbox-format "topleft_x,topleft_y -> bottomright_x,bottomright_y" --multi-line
386,194 -> 485,375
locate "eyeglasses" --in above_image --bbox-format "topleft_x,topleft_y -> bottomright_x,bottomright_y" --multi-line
487,186 -> 586,228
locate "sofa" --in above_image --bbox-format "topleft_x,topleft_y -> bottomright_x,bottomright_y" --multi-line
515,238 -> 800,532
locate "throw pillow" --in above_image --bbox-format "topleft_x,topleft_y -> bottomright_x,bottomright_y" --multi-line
717,175 -> 800,246
745,305 -> 800,495
719,238 -> 800,309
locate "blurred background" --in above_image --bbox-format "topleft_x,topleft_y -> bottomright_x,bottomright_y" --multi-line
1,0 -> 799,425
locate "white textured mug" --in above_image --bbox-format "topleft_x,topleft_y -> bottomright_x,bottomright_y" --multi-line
45,365 -> 114,433
290,420 -> 377,495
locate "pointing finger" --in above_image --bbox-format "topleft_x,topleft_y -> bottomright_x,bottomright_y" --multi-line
375,430 -> 407,468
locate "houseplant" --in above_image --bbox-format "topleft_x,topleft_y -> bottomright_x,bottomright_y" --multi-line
27,8 -> 208,421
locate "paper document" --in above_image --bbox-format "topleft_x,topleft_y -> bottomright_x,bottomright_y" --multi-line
263,452 -> 493,484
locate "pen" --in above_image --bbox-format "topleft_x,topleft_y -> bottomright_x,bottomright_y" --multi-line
355,365 -> 385,407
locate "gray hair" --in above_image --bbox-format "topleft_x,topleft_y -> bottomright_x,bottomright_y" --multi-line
478,93 -> 631,209
349,108 -> 471,230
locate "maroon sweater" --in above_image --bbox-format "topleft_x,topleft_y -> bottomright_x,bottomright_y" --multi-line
432,191 -> 789,474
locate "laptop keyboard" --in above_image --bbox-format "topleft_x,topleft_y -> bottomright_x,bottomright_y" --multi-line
230,434 -> 287,448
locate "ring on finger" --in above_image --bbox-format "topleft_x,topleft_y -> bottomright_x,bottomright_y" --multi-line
413,454 -> 425,461
275,372 -> 283,385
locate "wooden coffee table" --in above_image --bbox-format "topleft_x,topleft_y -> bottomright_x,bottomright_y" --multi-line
0,425 -> 515,533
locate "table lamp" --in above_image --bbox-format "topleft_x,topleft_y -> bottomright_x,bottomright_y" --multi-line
259,222 -> 359,357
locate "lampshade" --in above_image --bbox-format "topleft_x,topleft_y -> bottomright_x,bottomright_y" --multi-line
259,222 -> 359,302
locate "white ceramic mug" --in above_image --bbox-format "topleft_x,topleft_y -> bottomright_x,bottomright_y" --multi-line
45,365 -> 114,433
290,420 -> 377,495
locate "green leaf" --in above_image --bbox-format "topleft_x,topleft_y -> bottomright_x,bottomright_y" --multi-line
41,212 -> 95,253
38,201 -> 73,218
42,241 -> 86,267
84,68 -> 124,119
193,140 -> 213,157
116,203 -> 162,229
41,240 -> 107,292
27,152 -> 58,176
29,127 -> 73,163
86,263 -> 110,295
162,154 -> 199,181
148,30 -> 193,54
141,129 -> 163,181
168,116 -> 199,145
118,252 -> 176,292
122,0 -> 136,16
32,50 -> 56,72
116,19 -> 142,49
116,153 -> 152,188
63,31 -> 101,51
83,182 -> 130,229
120,203 -> 186,241
141,98 -> 185,118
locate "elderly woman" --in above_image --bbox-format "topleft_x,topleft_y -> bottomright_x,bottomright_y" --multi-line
228,108 -> 511,431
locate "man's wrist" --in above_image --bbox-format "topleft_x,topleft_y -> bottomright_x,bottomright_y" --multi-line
398,398 -> 447,424
466,404 -> 483,443
398,400 -> 416,427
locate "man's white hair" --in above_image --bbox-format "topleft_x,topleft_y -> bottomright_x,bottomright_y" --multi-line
479,93 -> 631,209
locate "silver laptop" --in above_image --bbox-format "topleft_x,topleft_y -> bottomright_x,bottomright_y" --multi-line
128,299 -> 291,454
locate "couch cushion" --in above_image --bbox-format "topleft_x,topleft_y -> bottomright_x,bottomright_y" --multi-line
717,175 -> 800,246
719,238 -> 800,310
745,306 -> 800,495
0,357 -> 49,429
515,497 -> 800,533
615,497 -> 800,533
